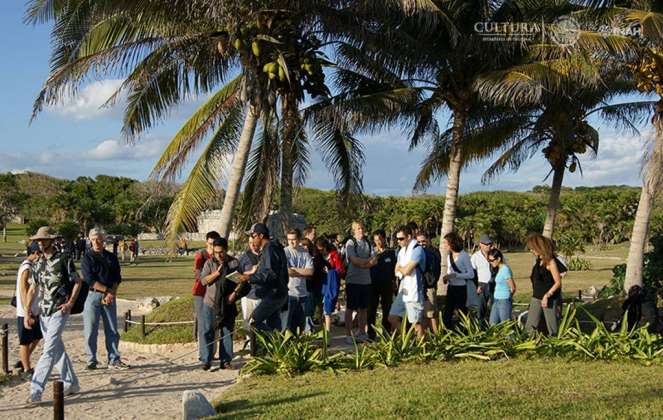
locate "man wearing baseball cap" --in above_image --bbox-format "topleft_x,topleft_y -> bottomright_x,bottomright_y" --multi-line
471,233 -> 496,328
238,223 -> 289,332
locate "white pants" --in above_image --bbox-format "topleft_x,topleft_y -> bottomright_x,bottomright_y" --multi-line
240,297 -> 261,337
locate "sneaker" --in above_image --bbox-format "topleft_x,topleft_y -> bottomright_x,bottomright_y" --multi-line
108,361 -> 130,370
21,368 -> 34,380
26,392 -> 42,405
14,360 -> 24,372
64,384 -> 80,396
201,363 -> 211,371
86,361 -> 97,370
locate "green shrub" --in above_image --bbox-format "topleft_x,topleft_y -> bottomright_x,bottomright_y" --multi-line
243,307 -> 663,378
602,234 -> 663,299
568,257 -> 592,271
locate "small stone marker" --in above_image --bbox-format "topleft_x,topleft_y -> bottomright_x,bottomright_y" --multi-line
182,390 -> 216,420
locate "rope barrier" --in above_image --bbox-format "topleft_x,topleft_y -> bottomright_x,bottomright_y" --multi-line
125,319 -> 194,326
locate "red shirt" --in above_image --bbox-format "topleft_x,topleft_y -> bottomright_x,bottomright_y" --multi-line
192,249 -> 209,296
328,249 -> 345,279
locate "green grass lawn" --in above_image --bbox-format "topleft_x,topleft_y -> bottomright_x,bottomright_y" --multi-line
215,359 -> 663,419
121,295 -> 196,344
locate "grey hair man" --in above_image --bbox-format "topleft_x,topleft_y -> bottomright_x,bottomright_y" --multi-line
81,227 -> 127,370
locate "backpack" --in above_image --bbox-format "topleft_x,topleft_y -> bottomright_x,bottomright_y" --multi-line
421,246 -> 441,289
62,252 -> 88,315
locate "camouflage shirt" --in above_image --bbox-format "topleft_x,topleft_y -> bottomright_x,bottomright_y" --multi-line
30,251 -> 80,317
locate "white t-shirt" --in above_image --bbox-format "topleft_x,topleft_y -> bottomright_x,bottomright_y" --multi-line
397,239 -> 425,303
471,251 -> 492,285
15,261 -> 40,317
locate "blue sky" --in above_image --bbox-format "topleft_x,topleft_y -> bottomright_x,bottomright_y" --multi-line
0,2 -> 651,196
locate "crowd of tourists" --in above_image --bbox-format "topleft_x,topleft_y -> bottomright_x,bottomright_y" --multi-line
12,220 -> 567,403
190,220 -> 567,370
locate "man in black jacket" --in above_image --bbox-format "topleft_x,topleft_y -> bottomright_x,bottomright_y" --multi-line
238,223 -> 288,332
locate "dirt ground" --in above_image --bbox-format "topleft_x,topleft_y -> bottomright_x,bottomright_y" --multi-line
0,301 -> 242,420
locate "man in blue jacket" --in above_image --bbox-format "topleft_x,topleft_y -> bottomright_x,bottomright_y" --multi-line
81,227 -> 127,370
238,223 -> 288,332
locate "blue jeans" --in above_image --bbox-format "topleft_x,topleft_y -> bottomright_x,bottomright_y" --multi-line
489,298 -> 512,325
199,304 -> 217,364
286,295 -> 308,333
193,296 -> 205,361
83,290 -> 121,365
219,326 -> 233,364
251,294 -> 287,332
32,311 -> 79,396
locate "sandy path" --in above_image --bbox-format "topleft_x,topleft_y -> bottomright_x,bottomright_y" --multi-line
0,303 -> 241,419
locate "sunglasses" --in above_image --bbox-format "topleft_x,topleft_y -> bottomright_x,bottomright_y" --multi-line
488,258 -> 497,262
396,236 -> 406,241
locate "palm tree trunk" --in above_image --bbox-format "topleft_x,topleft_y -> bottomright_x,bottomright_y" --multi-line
542,163 -> 566,239
217,103 -> 260,238
624,110 -> 663,292
439,111 -> 466,292
279,93 -> 297,236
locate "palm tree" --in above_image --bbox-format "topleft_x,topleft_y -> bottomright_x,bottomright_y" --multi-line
26,0 -> 366,243
471,69 -> 655,239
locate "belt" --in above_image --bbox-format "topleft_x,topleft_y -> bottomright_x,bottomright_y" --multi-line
90,288 -> 108,294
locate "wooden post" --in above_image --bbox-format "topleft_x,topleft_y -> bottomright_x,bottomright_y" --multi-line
578,289 -> 582,302
1,323 -> 8,374
140,315 -> 146,339
124,311 -> 129,333
193,318 -> 198,341
53,380 -> 64,420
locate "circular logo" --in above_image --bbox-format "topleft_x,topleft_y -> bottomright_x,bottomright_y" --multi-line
550,16 -> 581,47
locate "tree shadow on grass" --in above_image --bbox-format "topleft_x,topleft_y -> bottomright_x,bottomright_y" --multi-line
216,392 -> 327,418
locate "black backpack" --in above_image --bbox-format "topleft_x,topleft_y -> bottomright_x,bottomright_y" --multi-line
420,246 -> 441,289
62,252 -> 88,315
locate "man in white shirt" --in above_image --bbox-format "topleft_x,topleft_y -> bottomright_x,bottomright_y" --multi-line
284,228 -> 314,333
388,226 -> 426,338
471,233 -> 495,327
15,243 -> 42,376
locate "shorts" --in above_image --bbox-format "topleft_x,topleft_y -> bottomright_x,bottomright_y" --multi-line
424,288 -> 438,318
346,283 -> 370,310
389,292 -> 424,324
16,316 -> 43,345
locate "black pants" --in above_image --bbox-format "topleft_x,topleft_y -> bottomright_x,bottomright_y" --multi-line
367,282 -> 393,339
443,285 -> 467,329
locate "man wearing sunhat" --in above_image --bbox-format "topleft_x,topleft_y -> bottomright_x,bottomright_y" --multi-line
24,226 -> 82,404
238,223 -> 289,332
471,233 -> 496,327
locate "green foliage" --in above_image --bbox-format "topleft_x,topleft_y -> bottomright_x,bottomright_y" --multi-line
57,220 -> 80,241
25,218 -> 50,236
245,308 -> 663,378
243,329 -> 345,376
0,173 -> 27,228
294,186 -> 647,249
603,233 -> 663,299
567,257 -> 592,271
7,172 -> 177,235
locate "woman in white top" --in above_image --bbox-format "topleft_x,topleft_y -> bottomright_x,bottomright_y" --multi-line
441,232 -> 475,329
15,243 -> 42,374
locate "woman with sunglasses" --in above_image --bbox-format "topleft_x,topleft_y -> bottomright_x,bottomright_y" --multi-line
487,249 -> 515,325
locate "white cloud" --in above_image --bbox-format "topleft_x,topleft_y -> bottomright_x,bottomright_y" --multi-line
47,79 -> 125,120
82,137 -> 168,161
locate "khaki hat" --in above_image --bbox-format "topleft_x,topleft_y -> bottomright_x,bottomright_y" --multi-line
29,226 -> 60,240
